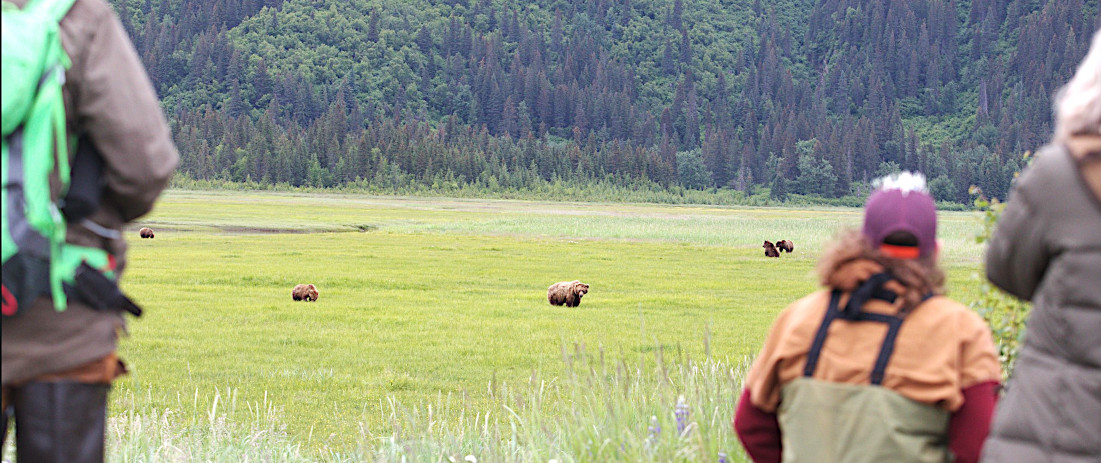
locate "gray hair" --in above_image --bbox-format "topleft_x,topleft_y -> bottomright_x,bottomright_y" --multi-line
1054,30 -> 1101,142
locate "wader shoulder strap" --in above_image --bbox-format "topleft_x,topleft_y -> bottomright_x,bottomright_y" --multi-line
804,274 -> 920,386
803,290 -> 842,379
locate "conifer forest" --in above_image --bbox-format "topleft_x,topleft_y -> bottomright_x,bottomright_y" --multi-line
113,0 -> 1101,202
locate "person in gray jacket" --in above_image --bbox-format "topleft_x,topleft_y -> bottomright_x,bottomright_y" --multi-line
981,30 -> 1101,463
1,0 -> 178,461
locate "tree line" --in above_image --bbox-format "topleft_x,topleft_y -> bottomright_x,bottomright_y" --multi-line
109,0 -> 1100,202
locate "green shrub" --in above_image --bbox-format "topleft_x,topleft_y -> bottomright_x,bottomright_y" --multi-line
970,189 -> 1031,380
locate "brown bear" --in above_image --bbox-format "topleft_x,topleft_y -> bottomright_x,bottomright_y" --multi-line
139,227 -> 155,239
776,239 -> 794,253
763,240 -> 780,258
292,284 -> 319,302
547,280 -> 590,307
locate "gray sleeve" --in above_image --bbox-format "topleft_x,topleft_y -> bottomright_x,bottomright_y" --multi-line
984,166 -> 1050,301
73,1 -> 179,222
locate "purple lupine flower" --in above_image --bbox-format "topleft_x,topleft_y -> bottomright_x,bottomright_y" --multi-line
675,395 -> 690,435
648,415 -> 661,439
718,451 -> 729,463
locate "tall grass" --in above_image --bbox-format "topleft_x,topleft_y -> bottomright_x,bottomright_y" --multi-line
102,342 -> 749,462
352,342 -> 747,462
107,388 -> 307,462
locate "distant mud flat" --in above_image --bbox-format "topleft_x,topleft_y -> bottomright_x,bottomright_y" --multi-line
128,224 -> 377,235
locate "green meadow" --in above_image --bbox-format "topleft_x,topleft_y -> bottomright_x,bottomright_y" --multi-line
101,190 -> 985,461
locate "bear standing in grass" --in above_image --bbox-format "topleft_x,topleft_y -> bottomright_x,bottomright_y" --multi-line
763,241 -> 781,257
776,239 -> 794,253
292,284 -> 319,302
139,227 -> 154,239
547,280 -> 590,307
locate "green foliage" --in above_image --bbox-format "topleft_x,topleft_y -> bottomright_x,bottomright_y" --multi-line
970,187 -> 1031,380
108,0 -> 1098,201
768,173 -> 788,200
875,161 -> 902,178
928,175 -> 955,203
676,149 -> 709,190
794,153 -> 837,196
169,170 -> 917,210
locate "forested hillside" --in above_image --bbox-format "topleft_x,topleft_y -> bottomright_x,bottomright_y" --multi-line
110,0 -> 1099,202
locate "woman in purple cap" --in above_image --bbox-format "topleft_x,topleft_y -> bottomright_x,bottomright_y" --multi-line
980,31 -> 1101,463
733,172 -> 1002,463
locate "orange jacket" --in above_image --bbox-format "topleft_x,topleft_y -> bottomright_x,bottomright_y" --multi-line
745,260 -> 1001,414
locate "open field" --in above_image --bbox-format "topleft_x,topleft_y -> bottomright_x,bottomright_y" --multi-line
102,190 -> 985,460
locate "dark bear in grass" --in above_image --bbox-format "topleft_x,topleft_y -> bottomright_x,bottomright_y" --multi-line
139,227 -> 154,239
547,280 -> 590,307
763,241 -> 781,258
776,239 -> 794,253
292,284 -> 319,302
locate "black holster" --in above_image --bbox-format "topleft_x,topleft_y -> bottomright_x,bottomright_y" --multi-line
65,262 -> 142,317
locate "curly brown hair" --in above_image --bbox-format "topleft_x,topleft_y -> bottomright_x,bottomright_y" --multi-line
817,229 -> 945,312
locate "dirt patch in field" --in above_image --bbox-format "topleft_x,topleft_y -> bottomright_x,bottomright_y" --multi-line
127,224 -> 378,235
219,226 -> 332,234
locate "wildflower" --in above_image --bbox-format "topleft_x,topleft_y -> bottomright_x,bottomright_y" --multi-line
675,395 -> 690,435
465,456 -> 477,463
644,415 -> 662,452
718,451 -> 729,463
647,415 -> 661,439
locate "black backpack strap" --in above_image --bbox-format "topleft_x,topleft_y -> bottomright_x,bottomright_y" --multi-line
803,274 -> 907,385
841,272 -> 895,317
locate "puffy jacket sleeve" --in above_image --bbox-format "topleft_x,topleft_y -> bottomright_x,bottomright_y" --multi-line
985,168 -> 1049,301
69,0 -> 179,222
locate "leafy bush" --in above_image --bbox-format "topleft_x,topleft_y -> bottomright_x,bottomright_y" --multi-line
970,188 -> 1031,380
170,171 -> 972,210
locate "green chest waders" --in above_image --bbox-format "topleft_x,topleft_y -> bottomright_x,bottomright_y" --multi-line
777,275 -> 950,463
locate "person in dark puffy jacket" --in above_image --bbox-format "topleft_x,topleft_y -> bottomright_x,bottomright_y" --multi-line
980,30 -> 1101,463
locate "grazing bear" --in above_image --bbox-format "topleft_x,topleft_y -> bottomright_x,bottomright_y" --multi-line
547,280 -> 590,307
763,240 -> 781,258
139,227 -> 154,239
776,239 -> 794,253
292,284 -> 319,302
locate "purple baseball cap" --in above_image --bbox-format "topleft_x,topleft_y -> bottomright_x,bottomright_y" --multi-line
862,172 -> 937,259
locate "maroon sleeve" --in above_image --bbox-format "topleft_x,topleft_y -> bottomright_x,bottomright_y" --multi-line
948,380 -> 1000,463
733,388 -> 782,463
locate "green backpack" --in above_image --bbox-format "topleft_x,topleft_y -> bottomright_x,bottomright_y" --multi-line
2,0 -> 139,318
